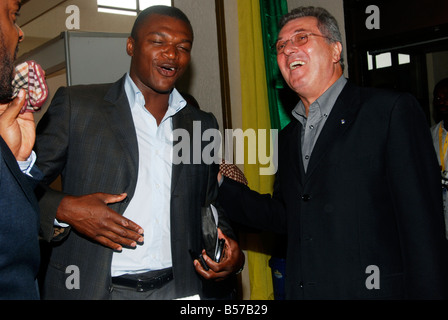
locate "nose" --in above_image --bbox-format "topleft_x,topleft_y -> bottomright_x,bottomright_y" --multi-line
282,39 -> 299,55
162,44 -> 178,59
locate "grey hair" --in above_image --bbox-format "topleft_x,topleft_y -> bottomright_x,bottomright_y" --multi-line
279,6 -> 344,71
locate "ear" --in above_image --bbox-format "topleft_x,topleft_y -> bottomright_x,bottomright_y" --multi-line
126,37 -> 135,57
332,41 -> 343,63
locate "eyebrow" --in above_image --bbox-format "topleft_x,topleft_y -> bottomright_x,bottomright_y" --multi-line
276,28 -> 308,42
147,31 -> 193,44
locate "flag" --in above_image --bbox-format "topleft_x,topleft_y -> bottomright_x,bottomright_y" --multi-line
236,0 -> 290,300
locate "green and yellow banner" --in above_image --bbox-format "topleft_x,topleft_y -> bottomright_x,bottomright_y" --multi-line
236,0 -> 290,300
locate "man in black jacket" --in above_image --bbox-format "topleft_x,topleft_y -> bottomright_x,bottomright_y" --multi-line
218,6 -> 448,299
0,0 -> 42,299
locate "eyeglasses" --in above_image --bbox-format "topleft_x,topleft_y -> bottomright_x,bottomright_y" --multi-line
275,32 -> 334,54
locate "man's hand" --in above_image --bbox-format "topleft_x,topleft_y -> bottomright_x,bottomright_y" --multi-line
56,192 -> 144,251
0,90 -> 35,161
193,228 -> 245,281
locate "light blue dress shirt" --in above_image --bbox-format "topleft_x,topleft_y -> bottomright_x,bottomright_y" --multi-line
111,73 -> 187,277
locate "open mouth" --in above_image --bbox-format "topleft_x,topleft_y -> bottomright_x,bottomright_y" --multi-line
158,63 -> 177,76
290,60 -> 306,70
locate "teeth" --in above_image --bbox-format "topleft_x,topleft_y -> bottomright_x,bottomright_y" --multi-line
290,61 -> 305,70
161,66 -> 175,71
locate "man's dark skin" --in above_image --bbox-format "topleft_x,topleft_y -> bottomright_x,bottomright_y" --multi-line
52,12 -> 243,280
434,78 -> 448,130
0,0 -> 31,158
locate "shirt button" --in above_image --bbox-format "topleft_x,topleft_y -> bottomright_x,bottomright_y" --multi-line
305,155 -> 310,160
299,281 -> 304,288
309,125 -> 314,129
302,194 -> 311,201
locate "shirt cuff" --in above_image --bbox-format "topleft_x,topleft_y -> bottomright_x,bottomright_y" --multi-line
54,219 -> 70,228
17,151 -> 36,177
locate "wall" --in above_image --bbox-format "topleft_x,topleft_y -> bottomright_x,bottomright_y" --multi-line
19,0 -> 137,123
19,0 -> 136,55
173,0 -> 224,130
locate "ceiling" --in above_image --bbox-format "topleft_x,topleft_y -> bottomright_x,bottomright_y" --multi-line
18,0 -> 68,28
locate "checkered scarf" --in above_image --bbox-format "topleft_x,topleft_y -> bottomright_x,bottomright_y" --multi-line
219,160 -> 248,185
12,60 -> 48,113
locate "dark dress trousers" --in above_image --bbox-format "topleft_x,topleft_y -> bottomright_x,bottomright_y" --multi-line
0,137 -> 41,299
218,81 -> 448,299
35,75 -> 235,299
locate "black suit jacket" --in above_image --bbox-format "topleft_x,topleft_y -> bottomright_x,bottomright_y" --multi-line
0,137 -> 41,299
35,75 -> 234,299
218,81 -> 448,299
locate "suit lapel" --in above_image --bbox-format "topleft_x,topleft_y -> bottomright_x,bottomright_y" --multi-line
305,82 -> 361,181
171,106 -> 193,194
102,76 -> 139,183
284,120 -> 306,186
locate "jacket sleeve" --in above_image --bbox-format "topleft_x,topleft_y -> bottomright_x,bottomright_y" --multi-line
385,92 -> 448,298
217,173 -> 287,235
34,86 -> 71,242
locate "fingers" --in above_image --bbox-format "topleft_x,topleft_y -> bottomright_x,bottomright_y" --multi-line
95,236 -> 126,252
57,193 -> 145,251
0,90 -> 35,161
193,256 -> 225,281
98,193 -> 145,249
193,228 -> 245,281
102,192 -> 128,205
1,89 -> 25,121
98,192 -> 144,235
194,251 -> 229,281
216,227 -> 227,241
96,226 -> 144,252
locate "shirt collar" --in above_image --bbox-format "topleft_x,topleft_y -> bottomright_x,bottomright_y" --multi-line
124,72 -> 187,116
292,75 -> 347,122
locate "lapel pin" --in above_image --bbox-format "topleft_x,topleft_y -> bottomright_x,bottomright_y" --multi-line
341,119 -> 346,124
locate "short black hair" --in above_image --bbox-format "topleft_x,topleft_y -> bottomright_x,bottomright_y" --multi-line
130,5 -> 193,40
434,78 -> 448,95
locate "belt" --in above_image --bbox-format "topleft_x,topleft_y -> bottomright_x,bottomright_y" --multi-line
112,269 -> 173,292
